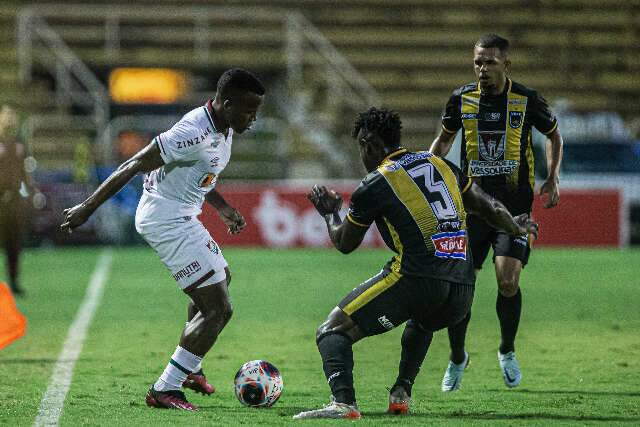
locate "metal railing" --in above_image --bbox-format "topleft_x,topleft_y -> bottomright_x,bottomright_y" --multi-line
16,5 -> 380,176
17,9 -> 109,136
285,12 -> 380,174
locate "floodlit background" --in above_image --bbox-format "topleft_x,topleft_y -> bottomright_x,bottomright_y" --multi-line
1,1 -> 639,425
2,0 -> 638,248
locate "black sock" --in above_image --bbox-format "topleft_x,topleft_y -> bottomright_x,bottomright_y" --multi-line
6,242 -> 20,291
317,332 -> 355,405
394,320 -> 433,396
496,289 -> 522,354
448,311 -> 471,364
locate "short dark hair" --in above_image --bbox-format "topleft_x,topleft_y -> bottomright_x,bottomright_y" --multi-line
216,68 -> 265,98
352,107 -> 402,149
475,34 -> 510,55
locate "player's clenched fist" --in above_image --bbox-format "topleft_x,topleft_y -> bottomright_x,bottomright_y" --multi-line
60,203 -> 93,233
307,185 -> 343,216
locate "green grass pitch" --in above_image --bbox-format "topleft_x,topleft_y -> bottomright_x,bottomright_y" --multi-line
1,247 -> 639,426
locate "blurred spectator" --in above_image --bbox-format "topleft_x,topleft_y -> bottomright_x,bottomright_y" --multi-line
0,105 -> 40,296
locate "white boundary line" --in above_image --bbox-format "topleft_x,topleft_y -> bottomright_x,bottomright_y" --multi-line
34,249 -> 113,427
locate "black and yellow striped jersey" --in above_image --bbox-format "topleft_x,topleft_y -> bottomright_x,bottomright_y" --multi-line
442,79 -> 557,215
347,149 -> 475,285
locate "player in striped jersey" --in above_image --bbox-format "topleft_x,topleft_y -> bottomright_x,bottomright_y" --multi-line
294,107 -> 538,419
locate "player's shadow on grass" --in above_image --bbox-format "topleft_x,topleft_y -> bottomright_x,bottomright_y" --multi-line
365,411 -> 640,423
487,388 -> 640,398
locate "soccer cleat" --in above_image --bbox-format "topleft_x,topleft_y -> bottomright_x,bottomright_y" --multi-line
441,351 -> 470,392
145,387 -> 198,411
498,351 -> 522,388
387,385 -> 411,415
293,398 -> 361,420
183,370 -> 215,395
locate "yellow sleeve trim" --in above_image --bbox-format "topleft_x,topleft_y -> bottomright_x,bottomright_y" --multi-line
543,121 -> 558,135
462,178 -> 473,194
442,124 -> 457,134
347,213 -> 370,228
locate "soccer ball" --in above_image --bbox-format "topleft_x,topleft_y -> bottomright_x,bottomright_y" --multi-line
234,360 -> 283,407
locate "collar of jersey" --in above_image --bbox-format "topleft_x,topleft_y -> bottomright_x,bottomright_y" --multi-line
477,78 -> 512,96
380,148 -> 407,165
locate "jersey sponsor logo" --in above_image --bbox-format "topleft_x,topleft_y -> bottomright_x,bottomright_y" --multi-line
461,113 -> 477,120
509,111 -> 523,129
484,112 -> 501,122
469,159 -> 519,176
431,230 -> 467,260
508,99 -> 527,105
176,127 -> 212,149
377,315 -> 395,330
394,151 -> 431,167
173,260 -> 202,281
205,239 -> 219,254
198,173 -> 217,188
478,130 -> 506,161
437,219 -> 463,232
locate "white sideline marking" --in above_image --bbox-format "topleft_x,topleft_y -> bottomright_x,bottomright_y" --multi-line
34,250 -> 113,427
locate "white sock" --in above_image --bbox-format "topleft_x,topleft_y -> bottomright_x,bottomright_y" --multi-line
194,361 -> 202,373
154,346 -> 202,391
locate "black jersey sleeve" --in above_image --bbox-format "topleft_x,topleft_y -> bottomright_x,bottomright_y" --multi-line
346,178 -> 381,228
442,158 -> 472,193
441,92 -> 462,134
529,92 -> 558,135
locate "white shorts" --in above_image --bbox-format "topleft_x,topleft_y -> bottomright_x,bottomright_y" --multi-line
137,217 -> 228,292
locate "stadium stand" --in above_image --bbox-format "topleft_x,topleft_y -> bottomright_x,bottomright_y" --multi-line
6,0 -> 640,176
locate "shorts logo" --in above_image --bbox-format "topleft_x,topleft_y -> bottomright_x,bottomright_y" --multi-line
431,230 -> 467,260
198,173 -> 216,188
514,234 -> 528,247
509,111 -> 523,129
205,239 -> 219,254
377,315 -> 395,330
173,261 -> 202,281
478,131 -> 505,161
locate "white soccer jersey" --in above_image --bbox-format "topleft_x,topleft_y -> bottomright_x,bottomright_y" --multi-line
136,100 -> 233,227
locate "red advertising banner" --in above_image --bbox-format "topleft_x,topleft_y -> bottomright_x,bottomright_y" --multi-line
201,183 -> 623,248
531,188 -> 622,247
200,183 -> 385,248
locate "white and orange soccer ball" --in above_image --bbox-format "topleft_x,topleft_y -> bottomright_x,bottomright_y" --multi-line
234,360 -> 283,407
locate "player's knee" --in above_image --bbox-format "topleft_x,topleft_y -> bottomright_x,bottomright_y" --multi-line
498,278 -> 519,297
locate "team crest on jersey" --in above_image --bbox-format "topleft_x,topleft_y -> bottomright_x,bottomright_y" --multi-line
205,239 -> 219,254
478,131 -> 505,161
198,173 -> 216,188
509,111 -> 523,129
431,230 -> 467,260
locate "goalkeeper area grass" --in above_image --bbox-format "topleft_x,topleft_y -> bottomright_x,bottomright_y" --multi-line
1,247 -> 639,426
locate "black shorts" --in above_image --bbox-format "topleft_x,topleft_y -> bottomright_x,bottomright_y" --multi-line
337,267 -> 474,336
467,214 -> 531,269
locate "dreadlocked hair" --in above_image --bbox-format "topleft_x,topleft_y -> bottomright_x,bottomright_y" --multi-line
352,107 -> 402,149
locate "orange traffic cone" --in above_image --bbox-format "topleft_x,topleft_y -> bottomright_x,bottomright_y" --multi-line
0,282 -> 27,349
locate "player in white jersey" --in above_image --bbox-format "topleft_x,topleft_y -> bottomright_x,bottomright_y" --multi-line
61,68 -> 265,411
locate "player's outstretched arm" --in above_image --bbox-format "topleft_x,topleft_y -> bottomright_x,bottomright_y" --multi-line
429,129 -> 456,157
463,182 -> 539,238
539,128 -> 563,208
205,189 -> 246,235
307,185 -> 368,254
60,141 -> 164,233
